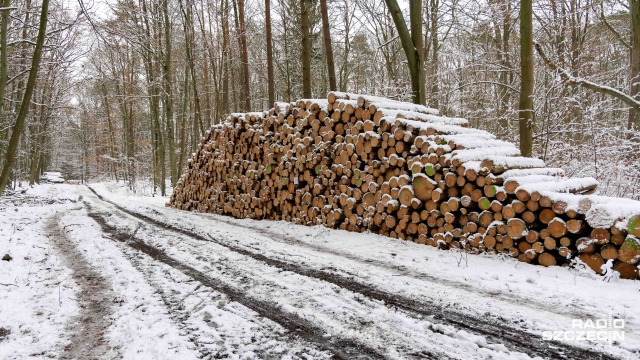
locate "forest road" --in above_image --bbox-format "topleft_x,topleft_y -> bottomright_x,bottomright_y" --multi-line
45,211 -> 119,359
78,185 -> 617,360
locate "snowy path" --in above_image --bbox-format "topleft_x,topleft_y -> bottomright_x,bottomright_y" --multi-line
44,213 -> 117,359
2,183 -> 640,359
82,184 -> 640,359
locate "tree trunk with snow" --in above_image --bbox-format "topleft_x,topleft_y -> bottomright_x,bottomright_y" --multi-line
0,0 -> 49,196
629,0 -> 640,131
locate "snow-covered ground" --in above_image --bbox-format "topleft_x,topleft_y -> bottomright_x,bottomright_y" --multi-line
1,182 -> 640,359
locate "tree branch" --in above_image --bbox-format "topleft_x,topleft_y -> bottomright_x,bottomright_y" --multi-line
383,0 -> 416,77
599,4 -> 630,49
534,41 -> 640,111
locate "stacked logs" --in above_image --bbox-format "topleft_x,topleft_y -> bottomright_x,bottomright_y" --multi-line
168,92 -> 640,280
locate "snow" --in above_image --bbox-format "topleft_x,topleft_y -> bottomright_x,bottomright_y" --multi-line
515,177 -> 599,195
297,98 -> 329,109
369,101 -> 440,115
438,136 -> 514,150
90,182 -> 640,359
425,139 -> 452,153
586,202 -> 640,230
0,185 -> 80,358
446,147 -> 522,163
393,117 -> 490,135
488,168 -> 565,183
504,175 -> 560,187
437,133 -> 496,142
245,111 -> 268,118
3,182 -> 640,359
40,171 -> 65,183
379,109 -> 466,124
332,98 -> 358,109
328,91 -> 440,115
459,161 -> 486,172
483,156 -> 547,169
58,213 -> 199,359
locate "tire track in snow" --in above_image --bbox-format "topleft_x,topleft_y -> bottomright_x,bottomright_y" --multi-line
45,212 -> 119,359
136,205 -> 595,322
103,221 -> 331,359
85,185 -> 615,360
84,201 -> 387,360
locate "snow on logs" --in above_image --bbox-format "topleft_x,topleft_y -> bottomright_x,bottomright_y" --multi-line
168,92 -> 640,280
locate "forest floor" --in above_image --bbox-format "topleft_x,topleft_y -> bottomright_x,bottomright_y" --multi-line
1,183 -> 640,359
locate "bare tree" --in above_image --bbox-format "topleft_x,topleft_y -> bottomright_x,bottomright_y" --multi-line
266,0 -> 275,104
630,0 -> 640,130
384,0 -> 425,104
238,0 -> 251,110
0,0 -> 49,195
0,0 -> 10,113
320,0 -> 337,91
518,0 -> 534,157
301,0 -> 312,98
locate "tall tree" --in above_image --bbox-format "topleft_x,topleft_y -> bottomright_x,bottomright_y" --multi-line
384,0 -> 425,104
221,0 -> 230,114
426,0 -> 440,110
489,0 -> 513,137
180,0 -> 203,135
238,0 -> 251,110
518,0 -> 534,157
301,0 -> 312,98
0,0 -> 10,112
162,0 -> 177,188
266,0 -> 275,105
320,0 -> 337,91
0,0 -> 49,195
139,0 -> 165,194
630,0 -> 640,130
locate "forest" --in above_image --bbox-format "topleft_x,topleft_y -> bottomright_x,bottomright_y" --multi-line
0,0 -> 638,199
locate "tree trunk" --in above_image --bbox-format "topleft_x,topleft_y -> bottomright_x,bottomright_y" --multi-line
140,0 -> 162,193
282,8 -> 292,102
181,0 -> 204,135
410,0 -> 425,105
339,1 -> 350,92
237,0 -> 251,110
428,0 -> 439,110
518,0 -> 534,157
301,0 -> 312,98
162,0 -> 176,188
384,0 -> 425,105
629,0 -> 640,131
100,82 -> 118,181
491,0 -> 511,137
178,62 -> 189,181
221,0 -> 230,114
265,0 -> 276,105
320,0 -> 337,91
0,0 -> 10,113
0,0 -> 49,196
232,0 -> 241,112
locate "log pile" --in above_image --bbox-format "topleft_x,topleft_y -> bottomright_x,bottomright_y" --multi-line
168,92 -> 640,280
